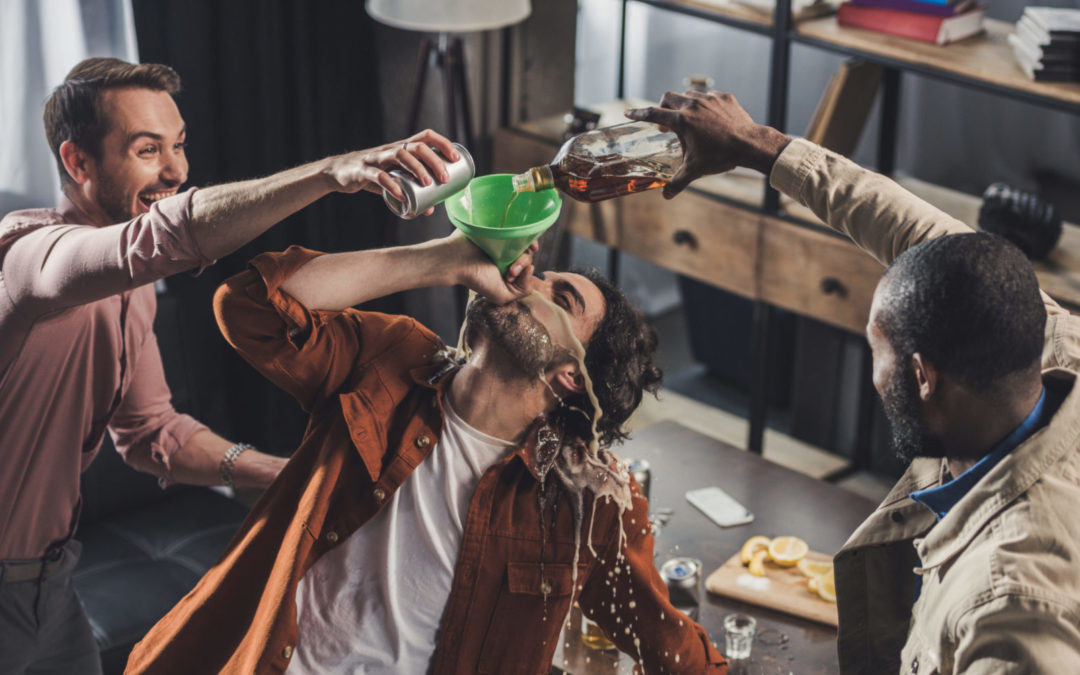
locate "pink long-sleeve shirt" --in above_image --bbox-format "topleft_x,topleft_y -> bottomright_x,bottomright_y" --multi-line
0,189 -> 213,559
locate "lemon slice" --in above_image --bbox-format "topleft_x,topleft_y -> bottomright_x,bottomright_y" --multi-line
748,549 -> 769,577
740,536 -> 772,565
814,569 -> 836,603
797,558 -> 833,578
767,536 -> 808,567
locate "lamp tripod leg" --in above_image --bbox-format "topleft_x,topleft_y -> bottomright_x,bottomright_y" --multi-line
450,37 -> 475,151
407,37 -> 434,135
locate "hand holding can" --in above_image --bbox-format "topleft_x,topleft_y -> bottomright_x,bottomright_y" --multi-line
383,143 -> 475,219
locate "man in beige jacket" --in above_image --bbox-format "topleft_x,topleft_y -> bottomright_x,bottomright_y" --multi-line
628,92 -> 1080,673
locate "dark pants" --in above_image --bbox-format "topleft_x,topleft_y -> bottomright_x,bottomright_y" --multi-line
0,541 -> 103,675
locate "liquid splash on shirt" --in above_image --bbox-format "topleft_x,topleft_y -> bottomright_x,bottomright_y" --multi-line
448,288 -> 651,668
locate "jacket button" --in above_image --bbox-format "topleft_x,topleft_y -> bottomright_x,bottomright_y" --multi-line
373,487 -> 387,502
540,581 -> 553,595
325,530 -> 339,543
415,435 -> 431,448
282,645 -> 294,659
891,511 -> 905,523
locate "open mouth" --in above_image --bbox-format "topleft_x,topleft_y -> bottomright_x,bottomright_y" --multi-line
138,189 -> 178,210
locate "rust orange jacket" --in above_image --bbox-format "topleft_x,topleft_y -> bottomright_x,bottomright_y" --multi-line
125,246 -> 726,675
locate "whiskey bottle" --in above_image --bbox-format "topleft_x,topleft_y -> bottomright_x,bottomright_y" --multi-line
511,121 -> 682,203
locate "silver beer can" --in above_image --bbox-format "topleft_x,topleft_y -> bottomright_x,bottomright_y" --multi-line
382,142 -> 475,219
659,557 -> 702,621
626,458 -> 651,502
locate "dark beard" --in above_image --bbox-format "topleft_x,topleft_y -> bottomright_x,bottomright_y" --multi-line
882,364 -> 946,462
464,298 -> 566,376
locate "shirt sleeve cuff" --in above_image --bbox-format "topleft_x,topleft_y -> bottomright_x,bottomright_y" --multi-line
147,414 -> 209,488
769,137 -> 826,203
248,246 -> 328,344
150,187 -> 216,276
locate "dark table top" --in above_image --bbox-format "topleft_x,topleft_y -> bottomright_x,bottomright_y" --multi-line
552,421 -> 880,675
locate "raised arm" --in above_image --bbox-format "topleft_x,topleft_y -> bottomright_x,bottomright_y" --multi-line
0,130 -> 457,320
187,129 -> 459,262
625,91 -> 971,267
214,235 -> 536,409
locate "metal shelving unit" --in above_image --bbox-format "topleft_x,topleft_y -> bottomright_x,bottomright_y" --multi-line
611,0 -> 1080,460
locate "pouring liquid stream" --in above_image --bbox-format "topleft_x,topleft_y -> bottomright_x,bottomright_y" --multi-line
499,192 -> 523,229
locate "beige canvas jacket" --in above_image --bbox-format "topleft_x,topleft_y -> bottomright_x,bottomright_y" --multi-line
772,139 -> 1080,674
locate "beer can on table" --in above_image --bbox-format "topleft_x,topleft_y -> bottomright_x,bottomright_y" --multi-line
659,557 -> 702,621
625,458 -> 651,502
382,143 -> 474,219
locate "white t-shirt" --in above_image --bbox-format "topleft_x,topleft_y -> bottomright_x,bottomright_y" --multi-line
285,399 -> 515,674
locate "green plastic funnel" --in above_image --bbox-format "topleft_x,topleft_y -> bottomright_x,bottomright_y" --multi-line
445,174 -> 562,273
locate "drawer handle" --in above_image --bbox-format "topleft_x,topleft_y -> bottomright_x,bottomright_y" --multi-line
673,230 -> 698,249
820,277 -> 847,298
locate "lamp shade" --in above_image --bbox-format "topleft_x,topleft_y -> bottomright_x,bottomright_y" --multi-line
366,0 -> 530,32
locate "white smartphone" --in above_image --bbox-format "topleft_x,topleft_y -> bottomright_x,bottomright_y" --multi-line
685,486 -> 754,528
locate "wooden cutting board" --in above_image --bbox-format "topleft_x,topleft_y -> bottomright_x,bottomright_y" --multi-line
704,550 -> 838,627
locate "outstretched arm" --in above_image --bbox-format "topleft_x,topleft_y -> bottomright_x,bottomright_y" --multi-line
277,232 -> 537,311
625,91 -> 972,266
2,130 -> 457,320
187,129 -> 459,261
214,236 -> 536,410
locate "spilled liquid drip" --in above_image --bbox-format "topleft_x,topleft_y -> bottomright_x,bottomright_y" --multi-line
519,292 -> 605,457
453,290 -> 477,363
451,287 -> 656,669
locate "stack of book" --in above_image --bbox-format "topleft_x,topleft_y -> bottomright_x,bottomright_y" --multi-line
836,0 -> 986,45
1009,7 -> 1080,82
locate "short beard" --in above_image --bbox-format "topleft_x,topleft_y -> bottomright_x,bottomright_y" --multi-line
882,364 -> 945,463
89,174 -> 136,223
464,297 -> 568,377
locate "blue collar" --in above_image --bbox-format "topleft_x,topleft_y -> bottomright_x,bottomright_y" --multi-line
910,387 -> 1048,520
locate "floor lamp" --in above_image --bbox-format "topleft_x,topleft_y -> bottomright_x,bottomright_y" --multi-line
366,0 -> 531,151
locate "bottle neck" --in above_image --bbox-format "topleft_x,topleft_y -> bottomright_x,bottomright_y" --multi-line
513,164 -> 555,193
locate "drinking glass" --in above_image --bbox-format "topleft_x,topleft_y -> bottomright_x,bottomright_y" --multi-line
723,613 -> 757,660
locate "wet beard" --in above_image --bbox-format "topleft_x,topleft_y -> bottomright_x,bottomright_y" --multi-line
465,297 -> 561,376
882,365 -> 946,462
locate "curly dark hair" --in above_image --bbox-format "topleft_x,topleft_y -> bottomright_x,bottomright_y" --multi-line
548,268 -> 663,448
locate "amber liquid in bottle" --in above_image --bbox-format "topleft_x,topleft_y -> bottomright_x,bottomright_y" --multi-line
551,155 -> 670,202
512,121 -> 682,203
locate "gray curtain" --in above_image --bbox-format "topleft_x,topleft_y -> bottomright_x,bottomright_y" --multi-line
0,0 -> 137,214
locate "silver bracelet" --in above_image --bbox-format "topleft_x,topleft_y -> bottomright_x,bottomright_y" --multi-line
220,442 -> 253,489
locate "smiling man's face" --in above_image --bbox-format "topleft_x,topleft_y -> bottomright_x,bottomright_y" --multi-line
85,87 -> 188,223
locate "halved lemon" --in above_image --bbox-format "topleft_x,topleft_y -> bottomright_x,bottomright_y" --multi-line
740,536 -> 772,565
747,549 -> 769,577
767,536 -> 808,567
814,569 -> 836,603
797,558 -> 833,579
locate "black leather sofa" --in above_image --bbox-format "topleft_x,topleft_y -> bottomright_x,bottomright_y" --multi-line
74,437 -> 249,674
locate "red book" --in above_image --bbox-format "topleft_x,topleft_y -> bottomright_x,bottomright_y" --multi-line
836,2 -> 986,45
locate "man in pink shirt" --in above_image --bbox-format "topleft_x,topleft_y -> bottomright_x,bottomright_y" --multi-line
0,57 -> 459,674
